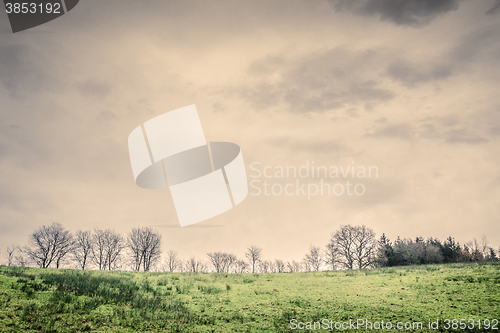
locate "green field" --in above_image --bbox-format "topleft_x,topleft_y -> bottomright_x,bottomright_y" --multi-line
0,263 -> 499,332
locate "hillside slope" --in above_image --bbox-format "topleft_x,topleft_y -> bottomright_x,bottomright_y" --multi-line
0,263 -> 499,332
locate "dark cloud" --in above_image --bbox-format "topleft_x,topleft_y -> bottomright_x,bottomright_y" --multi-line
0,44 -> 51,96
76,79 -> 112,98
268,136 -> 347,153
240,83 -> 281,110
240,48 -> 395,114
0,118 -> 55,167
490,126 -> 500,137
452,28 -> 499,63
385,27 -> 499,87
369,123 -> 414,140
486,0 -> 500,14
328,0 -> 461,27
212,102 -> 225,113
247,56 -> 286,76
368,111 -> 500,145
386,61 -> 453,87
444,129 -> 488,145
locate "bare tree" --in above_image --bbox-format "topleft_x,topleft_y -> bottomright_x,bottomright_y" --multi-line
164,250 -> 181,272
127,227 -> 162,272
91,229 -> 124,270
353,226 -> 377,269
324,242 -> 340,270
304,245 -> 323,271
424,243 -> 444,264
207,252 -> 237,273
480,234 -> 490,258
185,257 -> 205,273
275,259 -> 286,273
329,225 -> 355,270
301,260 -> 312,272
177,260 -> 185,272
287,260 -> 301,273
259,260 -> 271,273
221,253 -> 237,273
245,245 -> 262,273
72,230 -> 93,270
235,260 -> 248,273
466,239 -> 485,261
6,246 -> 16,266
328,225 -> 377,270
104,230 -> 125,271
15,252 -> 29,267
25,223 -> 73,268
91,229 -> 108,270
207,252 -> 224,273
55,231 -> 74,269
185,257 -> 196,272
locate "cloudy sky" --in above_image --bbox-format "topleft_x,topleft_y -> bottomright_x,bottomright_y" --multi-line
0,0 -> 499,265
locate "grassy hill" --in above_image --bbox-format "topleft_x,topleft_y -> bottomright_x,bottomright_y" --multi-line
0,262 -> 499,332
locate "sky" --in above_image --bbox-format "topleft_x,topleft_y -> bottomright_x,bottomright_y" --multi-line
0,0 -> 499,266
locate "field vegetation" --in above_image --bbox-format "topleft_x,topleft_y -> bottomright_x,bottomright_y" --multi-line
1,262 -> 499,332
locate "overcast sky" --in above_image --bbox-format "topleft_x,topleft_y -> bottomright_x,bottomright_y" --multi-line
0,0 -> 499,265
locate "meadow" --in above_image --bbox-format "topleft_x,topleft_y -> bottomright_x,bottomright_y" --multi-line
0,262 -> 499,332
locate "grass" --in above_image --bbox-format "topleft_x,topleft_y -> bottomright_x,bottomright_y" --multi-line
0,262 -> 499,332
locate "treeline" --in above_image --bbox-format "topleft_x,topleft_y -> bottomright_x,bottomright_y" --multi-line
3,223 -> 162,272
2,224 -> 499,272
376,234 -> 498,267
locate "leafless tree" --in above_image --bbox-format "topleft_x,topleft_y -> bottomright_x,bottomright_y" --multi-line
164,250 -> 181,272
304,245 -> 323,271
324,242 -> 340,270
287,260 -> 301,273
480,235 -> 490,258
91,229 -> 108,270
466,238 -> 485,261
55,234 -> 74,269
207,252 -> 223,272
25,223 -> 73,268
221,253 -> 237,273
245,245 -> 262,273
104,230 -> 125,271
235,260 -> 249,273
6,246 -> 16,266
301,260 -> 312,272
425,243 -> 444,264
177,260 -> 185,272
258,260 -> 271,273
127,227 -> 162,272
15,252 -> 29,267
329,225 -> 355,270
353,226 -> 377,269
275,259 -> 286,273
73,230 -> 93,270
207,252 -> 237,273
197,261 -> 208,273
91,229 -> 125,270
328,225 -> 377,270
185,257 -> 206,273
